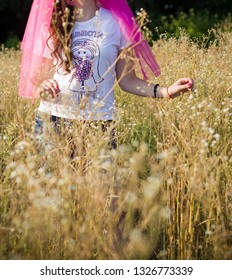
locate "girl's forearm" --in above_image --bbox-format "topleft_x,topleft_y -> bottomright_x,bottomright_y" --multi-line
119,76 -> 168,98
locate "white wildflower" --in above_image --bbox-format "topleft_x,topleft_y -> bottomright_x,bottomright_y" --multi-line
143,176 -> 162,198
214,134 -> 220,141
130,229 -> 142,242
160,208 -> 171,219
125,191 -> 138,204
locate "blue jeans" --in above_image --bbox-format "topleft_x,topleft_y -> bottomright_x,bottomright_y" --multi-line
34,113 -> 117,151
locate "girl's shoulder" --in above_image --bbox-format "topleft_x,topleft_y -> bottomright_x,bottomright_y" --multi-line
99,7 -> 121,30
99,7 -> 117,22
99,7 -> 112,17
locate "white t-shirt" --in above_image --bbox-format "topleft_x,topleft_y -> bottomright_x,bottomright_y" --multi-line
38,8 -> 128,120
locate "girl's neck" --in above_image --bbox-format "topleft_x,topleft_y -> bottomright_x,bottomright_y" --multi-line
75,0 -> 97,22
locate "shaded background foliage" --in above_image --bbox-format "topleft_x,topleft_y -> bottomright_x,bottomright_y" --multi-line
0,0 -> 231,47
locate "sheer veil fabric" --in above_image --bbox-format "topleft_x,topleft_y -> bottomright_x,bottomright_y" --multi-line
19,0 -> 160,98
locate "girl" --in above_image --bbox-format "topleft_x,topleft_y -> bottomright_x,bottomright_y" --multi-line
19,0 -> 194,145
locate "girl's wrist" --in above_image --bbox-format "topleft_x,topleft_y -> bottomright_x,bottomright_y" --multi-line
157,86 -> 169,98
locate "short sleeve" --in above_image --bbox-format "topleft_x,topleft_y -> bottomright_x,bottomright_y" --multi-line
42,37 -> 53,59
32,22 -> 53,59
119,30 -> 131,50
117,19 -> 131,50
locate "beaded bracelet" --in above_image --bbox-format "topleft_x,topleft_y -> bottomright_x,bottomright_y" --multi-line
167,87 -> 172,99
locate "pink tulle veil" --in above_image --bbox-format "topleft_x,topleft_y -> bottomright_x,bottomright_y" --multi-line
19,0 -> 160,98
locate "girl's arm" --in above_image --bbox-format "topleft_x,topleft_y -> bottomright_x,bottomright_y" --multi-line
116,50 -> 194,99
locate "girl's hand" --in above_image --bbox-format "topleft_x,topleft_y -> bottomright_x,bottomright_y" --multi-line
166,78 -> 194,99
36,79 -> 60,99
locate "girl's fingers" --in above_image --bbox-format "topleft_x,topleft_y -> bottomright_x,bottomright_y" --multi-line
175,78 -> 194,90
189,79 -> 194,90
179,83 -> 191,91
168,78 -> 194,98
50,79 -> 60,91
42,80 -> 60,97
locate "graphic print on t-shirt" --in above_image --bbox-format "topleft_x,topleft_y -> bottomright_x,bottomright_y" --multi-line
69,39 -> 104,94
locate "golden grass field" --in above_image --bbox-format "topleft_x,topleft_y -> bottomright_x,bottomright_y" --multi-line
0,25 -> 231,260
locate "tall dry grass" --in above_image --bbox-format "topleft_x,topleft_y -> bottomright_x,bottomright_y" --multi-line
0,24 -> 231,260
